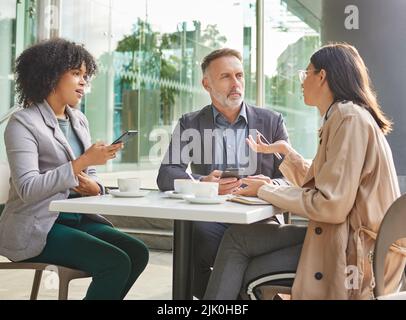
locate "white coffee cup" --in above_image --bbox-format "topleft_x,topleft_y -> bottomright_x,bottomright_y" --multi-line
191,182 -> 219,198
117,178 -> 141,192
174,179 -> 194,195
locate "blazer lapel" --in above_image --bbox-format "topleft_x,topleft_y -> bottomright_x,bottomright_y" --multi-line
199,105 -> 216,171
36,101 -> 76,161
66,106 -> 91,151
246,104 -> 264,175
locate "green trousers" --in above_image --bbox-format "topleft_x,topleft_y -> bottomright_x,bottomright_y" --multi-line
24,213 -> 149,300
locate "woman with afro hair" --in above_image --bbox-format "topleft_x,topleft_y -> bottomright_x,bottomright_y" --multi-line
0,38 -> 149,300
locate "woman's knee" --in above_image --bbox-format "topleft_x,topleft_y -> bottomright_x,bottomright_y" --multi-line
124,238 -> 150,272
94,246 -> 132,277
135,240 -> 149,270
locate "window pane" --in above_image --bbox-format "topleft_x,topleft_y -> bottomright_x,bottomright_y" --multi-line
264,0 -> 321,159
0,0 -> 17,161
58,0 -> 256,188
0,0 -> 16,113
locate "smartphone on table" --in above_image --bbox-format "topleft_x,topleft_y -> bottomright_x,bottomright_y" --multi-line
111,130 -> 138,145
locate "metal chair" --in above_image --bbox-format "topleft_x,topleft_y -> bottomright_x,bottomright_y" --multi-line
0,261 -> 90,299
243,244 -> 301,300
373,193 -> 406,299
0,160 -> 90,299
246,272 -> 295,300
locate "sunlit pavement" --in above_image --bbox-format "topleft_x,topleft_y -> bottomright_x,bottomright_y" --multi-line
0,250 -> 172,300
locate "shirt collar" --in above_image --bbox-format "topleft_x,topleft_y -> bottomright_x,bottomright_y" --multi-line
321,100 -> 337,125
212,102 -> 248,125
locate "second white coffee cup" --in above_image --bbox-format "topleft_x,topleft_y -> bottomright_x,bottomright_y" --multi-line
191,182 -> 219,198
174,179 -> 194,195
117,178 -> 141,192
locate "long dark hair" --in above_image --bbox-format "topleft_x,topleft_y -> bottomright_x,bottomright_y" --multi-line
310,43 -> 392,134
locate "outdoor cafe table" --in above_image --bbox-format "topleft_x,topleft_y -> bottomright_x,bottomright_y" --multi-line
49,191 -> 277,300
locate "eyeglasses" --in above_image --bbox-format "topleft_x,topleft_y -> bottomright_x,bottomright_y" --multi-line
298,69 -> 320,84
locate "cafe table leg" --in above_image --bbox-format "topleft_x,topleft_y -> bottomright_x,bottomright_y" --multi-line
172,220 -> 193,300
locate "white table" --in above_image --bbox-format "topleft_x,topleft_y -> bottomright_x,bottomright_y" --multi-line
49,191 -> 277,299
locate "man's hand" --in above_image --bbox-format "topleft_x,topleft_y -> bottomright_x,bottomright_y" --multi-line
201,170 -> 242,195
72,172 -> 101,196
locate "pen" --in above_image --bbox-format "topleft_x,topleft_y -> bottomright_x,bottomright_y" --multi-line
256,130 -> 283,160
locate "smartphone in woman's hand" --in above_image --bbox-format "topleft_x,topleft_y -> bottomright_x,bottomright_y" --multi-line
111,130 -> 138,145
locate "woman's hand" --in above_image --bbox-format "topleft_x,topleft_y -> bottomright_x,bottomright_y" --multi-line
72,172 -> 101,196
246,135 -> 292,155
72,142 -> 123,174
233,178 -> 269,197
246,174 -> 272,184
82,142 -> 123,165
73,172 -> 101,196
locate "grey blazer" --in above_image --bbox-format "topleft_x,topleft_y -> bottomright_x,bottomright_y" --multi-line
157,103 -> 289,191
0,101 -> 111,262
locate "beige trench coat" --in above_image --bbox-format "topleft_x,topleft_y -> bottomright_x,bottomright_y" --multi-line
257,101 -> 406,299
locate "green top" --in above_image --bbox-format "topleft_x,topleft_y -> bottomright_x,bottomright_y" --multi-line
57,115 -> 85,225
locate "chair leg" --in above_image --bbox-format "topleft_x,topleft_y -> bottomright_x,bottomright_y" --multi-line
283,212 -> 292,224
58,272 -> 70,300
30,270 -> 43,300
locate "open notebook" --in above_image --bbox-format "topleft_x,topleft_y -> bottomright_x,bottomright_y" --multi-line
227,195 -> 270,205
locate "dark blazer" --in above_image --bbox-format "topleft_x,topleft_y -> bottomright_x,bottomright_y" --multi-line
157,103 -> 289,191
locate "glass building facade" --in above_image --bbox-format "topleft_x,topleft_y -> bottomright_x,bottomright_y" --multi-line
0,0 -> 321,188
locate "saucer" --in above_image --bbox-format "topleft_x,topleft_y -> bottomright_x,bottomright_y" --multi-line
164,190 -> 190,199
109,190 -> 149,198
182,195 -> 227,204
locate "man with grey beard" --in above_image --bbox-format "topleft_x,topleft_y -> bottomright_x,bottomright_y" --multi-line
157,48 -> 289,299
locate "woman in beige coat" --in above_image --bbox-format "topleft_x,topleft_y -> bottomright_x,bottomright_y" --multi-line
204,43 -> 406,300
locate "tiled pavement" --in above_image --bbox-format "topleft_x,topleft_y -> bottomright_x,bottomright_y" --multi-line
0,250 -> 172,300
